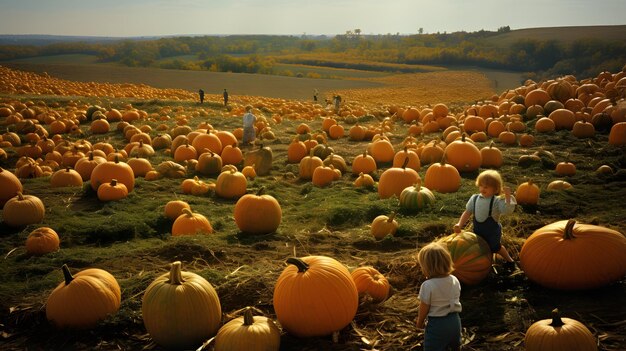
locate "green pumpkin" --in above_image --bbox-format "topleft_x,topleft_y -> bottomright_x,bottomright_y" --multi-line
438,232 -> 492,285
399,181 -> 435,212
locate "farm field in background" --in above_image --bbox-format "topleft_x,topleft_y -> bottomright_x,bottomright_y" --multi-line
0,62 -> 625,351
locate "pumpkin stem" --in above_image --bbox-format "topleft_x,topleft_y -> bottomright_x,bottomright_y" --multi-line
110,179 -> 118,186
256,187 -> 266,196
563,220 -> 577,240
549,308 -> 565,327
243,307 -> 255,326
286,257 -> 309,273
61,264 -> 74,285
401,157 -> 409,169
387,212 -> 396,222
16,191 -> 24,201
168,261 -> 185,285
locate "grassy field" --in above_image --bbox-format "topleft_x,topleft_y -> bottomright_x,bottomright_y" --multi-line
484,25 -> 626,47
0,86 -> 625,350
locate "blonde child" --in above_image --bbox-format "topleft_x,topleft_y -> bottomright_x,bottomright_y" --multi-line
453,170 -> 517,271
416,242 -> 462,351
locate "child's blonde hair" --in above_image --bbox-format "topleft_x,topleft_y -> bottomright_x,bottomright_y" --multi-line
245,105 -> 253,112
417,242 -> 454,278
475,170 -> 503,195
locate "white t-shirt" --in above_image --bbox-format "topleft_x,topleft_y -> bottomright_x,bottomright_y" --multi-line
418,275 -> 462,317
465,194 -> 516,222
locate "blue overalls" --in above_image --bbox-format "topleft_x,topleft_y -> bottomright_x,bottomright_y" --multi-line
472,195 -> 502,253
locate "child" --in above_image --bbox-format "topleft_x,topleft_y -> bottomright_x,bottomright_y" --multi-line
223,89 -> 229,106
242,105 -> 256,146
453,170 -> 517,271
416,242 -> 462,351
198,89 -> 204,104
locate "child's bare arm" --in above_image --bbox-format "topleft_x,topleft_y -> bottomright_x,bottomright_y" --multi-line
416,301 -> 430,329
454,210 -> 472,233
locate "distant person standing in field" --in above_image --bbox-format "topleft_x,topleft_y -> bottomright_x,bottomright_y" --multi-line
198,89 -> 204,104
313,89 -> 319,102
333,95 -> 342,114
242,105 -> 257,146
223,89 -> 229,106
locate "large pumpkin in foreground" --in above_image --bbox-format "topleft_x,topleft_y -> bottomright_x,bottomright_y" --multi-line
519,219 -> 626,290
525,309 -> 597,351
142,261 -> 221,350
46,265 -> 121,329
273,256 -> 358,337
438,232 -> 493,285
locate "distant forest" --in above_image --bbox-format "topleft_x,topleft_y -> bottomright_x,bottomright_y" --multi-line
1,27 -> 625,81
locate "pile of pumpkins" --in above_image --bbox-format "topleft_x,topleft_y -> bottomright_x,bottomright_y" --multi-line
44,256 -> 390,350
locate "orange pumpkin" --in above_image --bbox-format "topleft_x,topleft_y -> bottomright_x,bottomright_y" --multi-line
172,208 -> 213,236
525,309 -> 597,351
164,200 -> 191,220
351,266 -> 390,303
0,167 -> 23,208
90,157 -> 135,192
46,265 -> 121,329
378,159 -> 420,199
516,180 -> 540,205
424,159 -> 461,193
50,167 -> 83,188
371,212 -> 398,239
26,227 -> 60,255
351,151 -> 377,175
273,256 -> 358,337
2,192 -> 45,227
519,220 -> 626,290
215,169 -> 247,199
97,179 -> 129,201
234,187 -> 282,235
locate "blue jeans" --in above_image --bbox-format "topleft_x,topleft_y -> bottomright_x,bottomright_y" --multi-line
424,312 -> 461,351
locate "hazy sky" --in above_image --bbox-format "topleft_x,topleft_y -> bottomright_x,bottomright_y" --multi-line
0,0 -> 624,37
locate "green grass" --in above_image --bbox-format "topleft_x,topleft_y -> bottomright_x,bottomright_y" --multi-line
272,63 -> 388,79
0,93 -> 625,350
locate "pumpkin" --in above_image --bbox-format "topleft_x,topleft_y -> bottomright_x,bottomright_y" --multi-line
519,220 -> 626,290
173,142 -> 197,162
26,227 -> 60,255
369,139 -> 395,163
216,169 -> 247,199
572,120 -> 595,138
273,256 -> 358,337
74,153 -> 107,181
351,151 -> 377,175
287,138 -> 307,163
196,151 -> 223,176
354,172 -> 375,187
164,200 -> 191,220
221,143 -> 243,165
172,208 -> 213,235
244,145 -> 273,176
547,180 -> 573,191
191,131 -> 223,154
46,264 -> 121,329
424,158 -> 461,193
399,179 -> 435,212
608,122 -> 626,146
444,134 -> 481,172
50,167 -> 83,188
97,179 -> 129,202
234,187 -> 282,235
2,192 -> 45,227
156,161 -> 187,178
525,309 -> 597,351
480,142 -> 503,168
438,232 -> 493,285
549,109 -> 576,130
242,165 -> 257,179
90,156 -> 135,192
142,261 -> 221,349
378,158 -> 420,199
392,147 -> 420,172
0,166 -> 23,208
323,153 -> 348,173
214,308 -> 281,351
298,149 -> 323,180
127,157 -> 153,177
312,165 -> 337,187
371,212 -> 398,239
351,266 -> 390,303
516,179 -> 540,205
555,161 -> 576,176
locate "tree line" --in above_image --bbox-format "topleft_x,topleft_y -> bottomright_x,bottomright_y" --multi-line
1,30 -> 624,80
